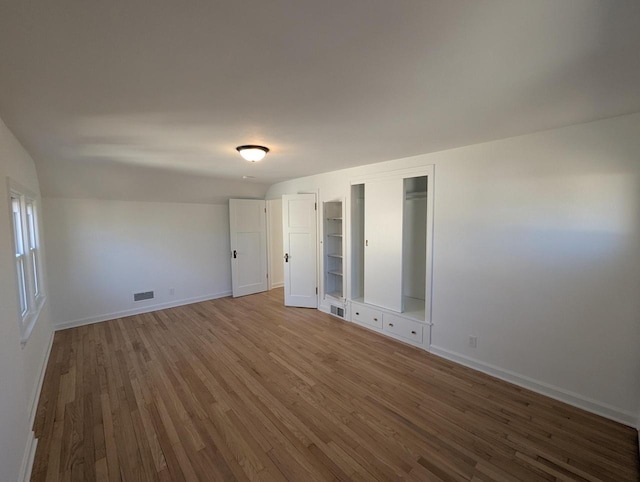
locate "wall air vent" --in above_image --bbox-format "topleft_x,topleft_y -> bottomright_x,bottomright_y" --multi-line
134,291 -> 154,302
330,305 -> 345,318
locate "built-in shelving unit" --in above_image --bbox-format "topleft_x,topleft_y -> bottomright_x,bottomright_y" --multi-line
323,200 -> 345,301
349,167 -> 434,349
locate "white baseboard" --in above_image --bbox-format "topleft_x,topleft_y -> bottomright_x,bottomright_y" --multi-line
20,329 -> 54,481
430,345 -> 637,428
28,329 -> 55,429
54,291 -> 232,331
270,281 -> 284,289
19,433 -> 37,482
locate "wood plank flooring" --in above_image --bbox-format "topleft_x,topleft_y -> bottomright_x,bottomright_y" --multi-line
32,289 -> 639,481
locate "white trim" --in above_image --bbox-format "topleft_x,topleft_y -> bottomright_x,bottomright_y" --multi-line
430,345 -> 637,428
349,164 -> 435,185
54,291 -> 232,330
18,433 -> 37,482
346,314 -> 431,350
28,330 -> 55,428
6,177 -> 37,200
265,199 -> 273,290
20,296 -> 47,348
19,329 -> 54,481
270,281 -> 284,289
424,165 -> 435,325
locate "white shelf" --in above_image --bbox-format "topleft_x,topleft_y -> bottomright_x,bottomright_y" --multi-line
324,200 -> 345,300
405,191 -> 427,200
402,296 -> 426,322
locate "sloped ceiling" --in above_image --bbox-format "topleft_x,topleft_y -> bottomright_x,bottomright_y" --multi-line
0,1 -> 639,203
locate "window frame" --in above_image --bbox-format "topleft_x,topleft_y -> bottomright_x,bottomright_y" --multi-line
7,178 -> 46,346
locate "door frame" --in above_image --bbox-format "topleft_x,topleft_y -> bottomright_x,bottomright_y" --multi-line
265,198 -> 285,290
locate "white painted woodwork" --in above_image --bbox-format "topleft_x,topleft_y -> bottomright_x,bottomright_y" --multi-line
350,302 -> 383,330
349,300 -> 431,350
383,312 -> 424,344
282,194 -> 317,308
229,199 -> 268,297
363,178 -> 404,312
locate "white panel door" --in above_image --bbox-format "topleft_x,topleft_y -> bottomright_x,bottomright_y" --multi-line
364,178 -> 404,312
282,194 -> 317,308
229,199 -> 268,297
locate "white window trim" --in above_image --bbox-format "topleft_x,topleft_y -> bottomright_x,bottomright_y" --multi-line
7,178 -> 46,347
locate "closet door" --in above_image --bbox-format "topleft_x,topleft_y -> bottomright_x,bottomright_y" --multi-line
229,199 -> 268,297
364,178 -> 404,312
282,194 -> 318,308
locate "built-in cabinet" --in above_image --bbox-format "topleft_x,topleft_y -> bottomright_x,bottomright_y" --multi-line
348,166 -> 434,349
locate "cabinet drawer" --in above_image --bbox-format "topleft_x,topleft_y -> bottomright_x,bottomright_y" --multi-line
383,313 -> 423,343
351,304 -> 383,329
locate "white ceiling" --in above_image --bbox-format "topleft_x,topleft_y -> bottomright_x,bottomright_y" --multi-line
1,1 -> 639,203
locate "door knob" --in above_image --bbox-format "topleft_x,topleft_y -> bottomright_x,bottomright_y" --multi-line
233,250 -> 237,259
284,253 -> 289,262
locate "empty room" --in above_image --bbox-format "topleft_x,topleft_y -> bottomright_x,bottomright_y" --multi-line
1,1 -> 639,481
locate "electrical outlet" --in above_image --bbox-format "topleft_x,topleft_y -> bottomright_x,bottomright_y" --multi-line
468,335 -> 477,348
169,288 -> 175,296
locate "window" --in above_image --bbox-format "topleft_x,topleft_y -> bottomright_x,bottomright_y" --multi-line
8,182 -> 45,345
26,201 -> 41,298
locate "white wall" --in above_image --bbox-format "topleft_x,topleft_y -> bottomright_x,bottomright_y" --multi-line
0,118 -> 54,481
43,199 -> 233,328
267,199 -> 284,289
266,113 -> 640,426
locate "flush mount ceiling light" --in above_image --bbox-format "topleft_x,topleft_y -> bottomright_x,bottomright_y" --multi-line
236,145 -> 269,162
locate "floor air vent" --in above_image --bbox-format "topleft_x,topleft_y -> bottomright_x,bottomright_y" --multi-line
330,305 -> 345,318
134,291 -> 154,302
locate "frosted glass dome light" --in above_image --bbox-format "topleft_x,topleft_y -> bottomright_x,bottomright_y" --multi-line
236,145 -> 269,162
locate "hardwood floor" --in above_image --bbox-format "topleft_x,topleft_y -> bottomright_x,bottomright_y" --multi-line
32,289 -> 639,481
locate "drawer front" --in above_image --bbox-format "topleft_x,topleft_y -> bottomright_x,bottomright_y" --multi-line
351,304 -> 383,329
383,313 -> 424,343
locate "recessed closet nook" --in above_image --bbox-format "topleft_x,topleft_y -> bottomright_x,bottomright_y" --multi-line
321,166 -> 434,350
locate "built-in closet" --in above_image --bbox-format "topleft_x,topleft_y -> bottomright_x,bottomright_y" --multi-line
348,166 -> 434,349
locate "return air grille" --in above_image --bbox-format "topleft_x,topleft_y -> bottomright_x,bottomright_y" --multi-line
330,305 -> 345,318
134,291 -> 154,302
